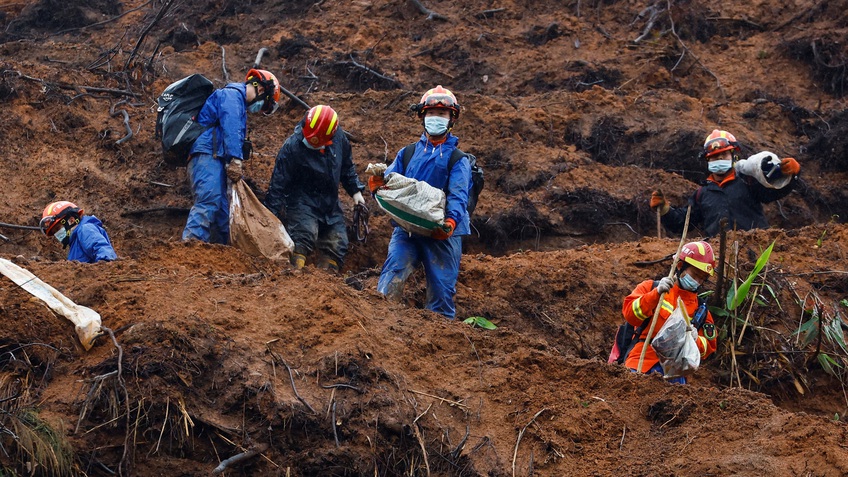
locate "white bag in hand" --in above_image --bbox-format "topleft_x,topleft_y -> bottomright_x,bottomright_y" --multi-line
651,297 -> 701,378
373,172 -> 446,237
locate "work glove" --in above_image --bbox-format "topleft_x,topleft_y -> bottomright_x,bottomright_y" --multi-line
780,157 -> 800,176
650,190 -> 670,216
352,191 -> 365,206
368,175 -> 385,194
226,159 -> 243,182
431,218 -> 456,240
656,276 -> 675,294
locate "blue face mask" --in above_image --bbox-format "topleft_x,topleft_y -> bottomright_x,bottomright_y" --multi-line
679,273 -> 701,292
708,159 -> 732,174
424,116 -> 450,136
248,100 -> 264,114
302,137 -> 323,150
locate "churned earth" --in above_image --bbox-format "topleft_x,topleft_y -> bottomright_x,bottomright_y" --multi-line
1,0 -> 848,475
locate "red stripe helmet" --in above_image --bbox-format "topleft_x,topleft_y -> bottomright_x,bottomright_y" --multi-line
676,241 -> 716,276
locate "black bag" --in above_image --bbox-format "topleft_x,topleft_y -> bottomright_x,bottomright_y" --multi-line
156,74 -> 215,167
401,144 -> 485,215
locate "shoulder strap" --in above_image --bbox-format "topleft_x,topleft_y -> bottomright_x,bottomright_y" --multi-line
448,148 -> 467,170
401,143 -> 416,174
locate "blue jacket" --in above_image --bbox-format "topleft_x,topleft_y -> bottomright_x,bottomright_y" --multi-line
67,216 -> 117,263
265,123 -> 364,218
385,133 -> 471,235
190,83 -> 247,161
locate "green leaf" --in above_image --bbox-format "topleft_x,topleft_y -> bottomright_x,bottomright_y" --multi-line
463,316 -> 497,330
796,315 -> 819,348
729,241 -> 775,311
817,353 -> 842,377
823,315 -> 848,354
840,299 -> 848,308
708,306 -> 728,318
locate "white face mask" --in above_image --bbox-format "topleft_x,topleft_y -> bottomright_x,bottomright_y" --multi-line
708,159 -> 732,174
248,100 -> 264,114
679,273 -> 701,292
54,227 -> 68,245
424,116 -> 450,136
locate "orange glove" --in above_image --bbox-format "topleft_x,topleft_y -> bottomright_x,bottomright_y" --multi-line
431,218 -> 456,240
650,190 -> 670,216
368,175 -> 385,194
780,157 -> 800,176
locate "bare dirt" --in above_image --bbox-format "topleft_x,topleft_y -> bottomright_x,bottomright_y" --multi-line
1,0 -> 848,475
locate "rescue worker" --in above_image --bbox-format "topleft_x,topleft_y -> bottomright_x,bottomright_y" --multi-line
182,69 -> 281,244
264,105 -> 365,272
651,129 -> 801,237
371,85 -> 472,319
622,241 -> 718,384
39,201 -> 117,263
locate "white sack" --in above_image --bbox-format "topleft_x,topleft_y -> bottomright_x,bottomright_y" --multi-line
651,297 -> 701,378
0,258 -> 101,351
373,172 -> 446,237
735,151 -> 792,189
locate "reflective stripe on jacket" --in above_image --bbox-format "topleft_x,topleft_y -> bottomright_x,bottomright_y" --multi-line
621,279 -> 716,372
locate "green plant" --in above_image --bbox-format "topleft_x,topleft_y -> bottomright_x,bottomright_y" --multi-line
463,316 -> 497,330
726,240 -> 775,311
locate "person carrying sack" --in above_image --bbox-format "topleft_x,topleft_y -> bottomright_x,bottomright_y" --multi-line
620,241 -> 718,384
371,85 -> 471,319
182,69 -> 281,244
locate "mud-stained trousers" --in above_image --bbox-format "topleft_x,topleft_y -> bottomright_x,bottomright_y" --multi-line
377,229 -> 462,319
285,204 -> 349,266
183,154 -> 230,244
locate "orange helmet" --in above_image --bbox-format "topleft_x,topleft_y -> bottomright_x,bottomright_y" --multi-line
676,241 -> 716,276
302,105 -> 339,148
40,201 -> 83,237
245,69 -> 281,115
414,85 -> 460,120
702,129 -> 741,159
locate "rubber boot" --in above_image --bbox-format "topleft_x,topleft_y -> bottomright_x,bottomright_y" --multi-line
316,255 -> 340,273
291,252 -> 306,270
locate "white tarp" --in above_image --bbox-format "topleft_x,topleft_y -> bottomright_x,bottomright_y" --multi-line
0,258 -> 101,350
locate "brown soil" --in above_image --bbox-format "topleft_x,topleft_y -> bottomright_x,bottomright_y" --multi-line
1,0 -> 848,475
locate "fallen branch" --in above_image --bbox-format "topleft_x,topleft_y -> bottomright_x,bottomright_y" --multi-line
477,8 -> 506,19
124,0 -> 176,71
337,55 -> 402,88
409,0 -> 447,21
121,207 -> 190,217
54,0 -> 152,35
211,443 -> 269,474
632,253 -> 674,266
319,382 -> 364,393
0,222 -> 41,231
512,408 -> 547,477
109,100 -> 133,145
6,70 -> 137,97
412,403 -> 432,477
221,46 -> 230,83
266,342 -> 317,414
632,4 -> 663,43
101,326 -> 132,476
331,400 -> 340,448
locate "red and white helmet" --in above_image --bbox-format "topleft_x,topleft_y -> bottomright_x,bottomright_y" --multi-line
415,85 -> 460,120
245,69 -> 281,115
676,241 -> 716,276
39,201 -> 83,237
702,129 -> 741,159
302,105 -> 339,148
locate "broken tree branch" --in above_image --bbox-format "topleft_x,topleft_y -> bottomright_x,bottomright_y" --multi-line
121,207 -> 190,217
265,342 -> 317,414
337,55 -> 402,88
124,0 -> 176,71
221,46 -> 231,83
6,70 -> 137,97
212,443 -> 269,474
409,0 -> 447,21
109,100 -> 133,145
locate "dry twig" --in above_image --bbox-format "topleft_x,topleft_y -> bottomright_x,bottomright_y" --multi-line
212,443 -> 269,474
124,0 -> 176,71
109,100 -> 133,144
512,408 -> 547,477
